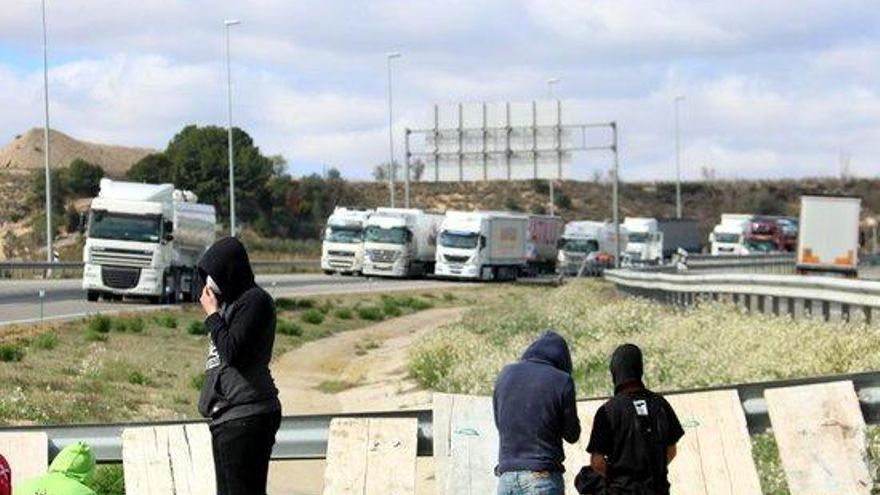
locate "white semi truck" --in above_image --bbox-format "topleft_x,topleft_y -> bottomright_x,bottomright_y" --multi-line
622,217 -> 662,264
525,215 -> 563,275
557,221 -> 626,276
362,208 -> 444,278
435,211 -> 529,281
709,214 -> 753,255
321,207 -> 372,275
82,179 -> 216,304
797,195 -> 861,276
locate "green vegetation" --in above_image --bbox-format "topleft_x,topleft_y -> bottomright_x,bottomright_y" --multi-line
301,309 -> 325,325
408,280 -> 880,495
316,379 -> 359,394
92,464 -> 125,495
33,333 -> 58,350
357,306 -> 385,321
0,344 -> 24,362
88,314 -> 112,334
155,314 -> 177,329
187,320 -> 204,335
333,308 -> 354,320
276,320 -> 303,337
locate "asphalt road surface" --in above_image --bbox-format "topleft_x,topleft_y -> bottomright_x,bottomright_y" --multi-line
0,274 -> 472,326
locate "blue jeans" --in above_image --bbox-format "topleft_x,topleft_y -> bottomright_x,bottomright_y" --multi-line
497,471 -> 565,495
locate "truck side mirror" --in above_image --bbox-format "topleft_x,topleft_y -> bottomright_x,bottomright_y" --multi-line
79,212 -> 87,235
164,219 -> 174,234
480,236 -> 487,249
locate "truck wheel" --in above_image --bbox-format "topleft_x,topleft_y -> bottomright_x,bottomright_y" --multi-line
86,290 -> 99,302
323,270 -> 334,276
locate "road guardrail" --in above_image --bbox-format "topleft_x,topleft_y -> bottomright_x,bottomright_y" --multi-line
604,268 -> 880,324
0,259 -> 320,277
1,371 -> 877,462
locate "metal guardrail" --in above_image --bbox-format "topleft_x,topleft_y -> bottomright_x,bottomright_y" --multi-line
0,260 -> 319,271
605,268 -> 880,323
2,371 -> 878,463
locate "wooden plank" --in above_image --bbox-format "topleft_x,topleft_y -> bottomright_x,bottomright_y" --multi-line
322,417 -> 417,495
122,424 -> 215,495
432,393 -> 497,495
765,381 -> 871,495
666,389 -> 762,495
562,400 -> 604,490
0,432 -> 47,483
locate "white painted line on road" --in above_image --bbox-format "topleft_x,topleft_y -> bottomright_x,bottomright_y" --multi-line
0,304 -> 173,327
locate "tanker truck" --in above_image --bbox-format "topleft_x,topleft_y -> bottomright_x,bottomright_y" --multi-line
82,179 -> 216,304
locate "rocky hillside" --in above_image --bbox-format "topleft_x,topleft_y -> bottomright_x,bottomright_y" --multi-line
0,128 -> 154,177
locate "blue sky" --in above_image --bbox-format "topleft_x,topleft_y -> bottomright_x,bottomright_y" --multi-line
1,0 -> 878,180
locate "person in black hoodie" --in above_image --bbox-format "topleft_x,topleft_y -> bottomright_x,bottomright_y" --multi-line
576,343 -> 684,495
493,331 -> 581,495
197,237 -> 281,495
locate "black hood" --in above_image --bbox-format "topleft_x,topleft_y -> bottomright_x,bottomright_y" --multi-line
197,237 -> 256,301
521,330 -> 573,374
610,343 -> 644,393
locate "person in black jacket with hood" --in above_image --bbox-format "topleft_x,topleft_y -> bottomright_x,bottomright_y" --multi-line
494,330 -> 581,495
576,343 -> 684,495
197,237 -> 281,495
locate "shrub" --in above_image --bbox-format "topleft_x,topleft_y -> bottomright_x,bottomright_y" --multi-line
88,314 -> 112,334
33,333 -> 58,350
85,331 -> 108,343
113,319 -> 129,332
301,310 -> 325,325
155,315 -> 177,329
277,320 -> 303,336
333,308 -> 353,320
187,321 -> 204,336
190,373 -> 205,391
442,292 -> 456,302
275,297 -> 316,311
92,464 -> 125,495
127,317 -> 145,333
127,371 -> 149,386
383,303 -> 402,317
0,344 -> 25,362
357,306 -> 384,321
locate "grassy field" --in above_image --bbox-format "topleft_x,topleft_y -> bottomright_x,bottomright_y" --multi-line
0,289 -> 474,426
408,279 -> 880,494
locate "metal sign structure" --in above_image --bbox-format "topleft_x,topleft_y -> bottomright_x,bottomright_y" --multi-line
402,101 -> 622,265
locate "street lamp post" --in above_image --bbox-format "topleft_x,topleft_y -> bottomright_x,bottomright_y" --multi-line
546,78 -> 560,216
41,0 -> 53,267
386,52 -> 401,208
674,95 -> 685,219
225,19 -> 241,236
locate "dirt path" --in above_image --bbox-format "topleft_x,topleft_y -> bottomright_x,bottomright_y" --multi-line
268,307 -> 466,495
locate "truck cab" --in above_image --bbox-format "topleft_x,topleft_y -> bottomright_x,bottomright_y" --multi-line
362,208 -> 441,278
556,221 -> 625,275
321,207 -> 371,275
435,211 -> 528,281
622,217 -> 662,265
710,214 -> 753,255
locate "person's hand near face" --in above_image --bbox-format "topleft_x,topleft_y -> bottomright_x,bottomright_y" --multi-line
200,286 -> 220,316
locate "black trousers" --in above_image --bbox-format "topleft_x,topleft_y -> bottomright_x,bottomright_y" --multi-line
210,411 -> 281,495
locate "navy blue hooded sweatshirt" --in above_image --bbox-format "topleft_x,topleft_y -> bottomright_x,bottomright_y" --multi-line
493,331 -> 581,474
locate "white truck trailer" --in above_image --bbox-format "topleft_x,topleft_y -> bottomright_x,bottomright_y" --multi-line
525,215 -> 563,275
82,179 -> 216,304
557,221 -> 626,276
321,207 -> 372,275
435,211 -> 529,281
797,195 -> 861,276
362,208 -> 444,278
709,214 -> 753,255
622,217 -> 662,264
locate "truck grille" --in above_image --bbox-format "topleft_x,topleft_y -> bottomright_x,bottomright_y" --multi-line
368,250 -> 398,263
444,254 -> 470,263
102,266 -> 141,289
328,260 -> 354,269
90,247 -> 153,268
328,250 -> 355,257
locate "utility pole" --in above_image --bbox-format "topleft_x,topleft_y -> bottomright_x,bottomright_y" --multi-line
674,95 -> 685,219
41,0 -> 53,268
225,19 -> 241,236
612,121 -> 620,268
386,52 -> 401,207
546,78 -> 560,216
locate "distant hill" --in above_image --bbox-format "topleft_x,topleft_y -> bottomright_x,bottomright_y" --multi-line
0,128 -> 154,177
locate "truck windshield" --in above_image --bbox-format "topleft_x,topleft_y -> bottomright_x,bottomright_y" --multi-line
89,211 -> 161,243
715,233 -> 741,243
365,226 -> 408,245
628,232 -> 650,243
325,226 -> 363,244
562,238 -> 599,253
439,231 -> 479,249
747,240 -> 776,253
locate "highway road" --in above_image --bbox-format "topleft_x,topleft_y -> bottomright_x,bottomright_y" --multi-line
0,274 -> 472,326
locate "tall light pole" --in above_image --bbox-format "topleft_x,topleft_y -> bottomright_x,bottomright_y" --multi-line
41,0 -> 53,266
225,19 -> 241,236
546,78 -> 560,216
674,95 -> 685,219
386,52 -> 401,208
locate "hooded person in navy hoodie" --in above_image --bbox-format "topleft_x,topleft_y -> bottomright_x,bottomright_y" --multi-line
493,331 -> 581,495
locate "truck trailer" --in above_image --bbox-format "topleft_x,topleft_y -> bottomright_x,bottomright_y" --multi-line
525,214 -> 563,275
321,207 -> 372,275
82,179 -> 216,304
797,195 -> 861,276
657,218 -> 701,258
362,208 -> 443,278
435,210 -> 529,281
557,221 -> 625,276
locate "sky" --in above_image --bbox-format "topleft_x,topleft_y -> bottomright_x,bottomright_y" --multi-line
1,0 -> 879,181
